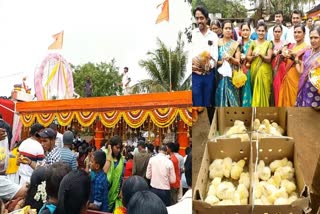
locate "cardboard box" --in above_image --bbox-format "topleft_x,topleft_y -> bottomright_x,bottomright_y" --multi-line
254,107 -> 287,135
287,108 -> 320,189
311,154 -> 320,214
208,107 -> 287,141
208,107 -> 253,140
252,138 -> 310,214
193,138 -> 252,214
310,193 -> 320,214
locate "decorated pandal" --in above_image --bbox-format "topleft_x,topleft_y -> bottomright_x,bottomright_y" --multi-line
16,91 -> 192,155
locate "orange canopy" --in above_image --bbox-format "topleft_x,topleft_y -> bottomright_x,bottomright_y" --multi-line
16,91 -> 192,128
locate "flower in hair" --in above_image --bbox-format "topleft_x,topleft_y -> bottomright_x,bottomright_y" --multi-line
34,181 -> 47,203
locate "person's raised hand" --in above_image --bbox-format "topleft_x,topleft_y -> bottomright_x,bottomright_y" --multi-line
0,128 -> 7,141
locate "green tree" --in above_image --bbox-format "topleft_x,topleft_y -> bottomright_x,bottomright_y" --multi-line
250,0 -> 316,18
131,32 -> 191,94
194,0 -> 247,18
72,59 -> 122,97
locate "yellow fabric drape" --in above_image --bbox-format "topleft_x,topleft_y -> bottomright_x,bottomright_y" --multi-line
75,112 -> 98,127
20,108 -> 192,128
56,112 -> 75,126
36,113 -> 55,127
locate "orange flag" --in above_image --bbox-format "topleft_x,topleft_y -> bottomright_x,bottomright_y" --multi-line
156,0 -> 169,24
48,31 -> 64,50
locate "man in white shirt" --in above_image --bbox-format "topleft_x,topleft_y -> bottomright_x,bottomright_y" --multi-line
146,145 -> 176,206
286,10 -> 310,45
192,6 -> 218,107
122,67 -> 131,95
306,17 -> 313,31
18,123 -> 45,185
267,10 -> 288,41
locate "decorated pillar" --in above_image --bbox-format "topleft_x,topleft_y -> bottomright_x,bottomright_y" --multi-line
94,119 -> 104,149
177,120 -> 189,156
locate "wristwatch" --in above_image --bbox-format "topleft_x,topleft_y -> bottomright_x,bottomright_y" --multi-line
294,59 -> 300,65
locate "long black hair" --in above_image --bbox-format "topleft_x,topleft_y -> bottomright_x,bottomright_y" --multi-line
23,167 -> 47,211
110,135 -> 123,161
56,170 -> 91,214
127,191 -> 168,214
122,176 -> 149,207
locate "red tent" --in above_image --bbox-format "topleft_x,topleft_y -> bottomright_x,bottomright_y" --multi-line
0,98 -> 14,127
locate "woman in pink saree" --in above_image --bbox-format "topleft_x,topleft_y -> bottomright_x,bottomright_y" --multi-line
271,24 -> 286,106
296,26 -> 320,107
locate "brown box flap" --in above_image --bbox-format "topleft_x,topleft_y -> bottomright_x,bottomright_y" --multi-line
286,108 -> 320,193
312,153 -> 320,195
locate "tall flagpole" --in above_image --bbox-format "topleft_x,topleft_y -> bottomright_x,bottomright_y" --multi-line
169,48 -> 172,92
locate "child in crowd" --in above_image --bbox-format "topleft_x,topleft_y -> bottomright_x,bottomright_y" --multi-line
38,162 -> 71,214
124,152 -> 133,181
84,146 -> 94,173
88,150 -> 109,212
56,170 -> 91,214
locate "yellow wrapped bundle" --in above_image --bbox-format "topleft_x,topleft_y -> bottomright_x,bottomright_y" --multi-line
192,51 -> 211,74
232,69 -> 247,88
9,205 -> 36,214
310,67 -> 320,93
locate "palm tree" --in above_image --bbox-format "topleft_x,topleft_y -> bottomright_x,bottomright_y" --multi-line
131,32 -> 191,94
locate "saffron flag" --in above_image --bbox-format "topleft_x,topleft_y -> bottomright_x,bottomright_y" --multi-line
156,0 -> 169,24
48,31 -> 64,50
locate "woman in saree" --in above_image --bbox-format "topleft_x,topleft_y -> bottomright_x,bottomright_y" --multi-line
239,22 -> 253,106
278,24 -> 309,106
296,26 -> 320,107
271,24 -> 286,106
210,19 -> 223,38
215,20 -> 241,106
246,22 -> 273,107
103,135 -> 125,212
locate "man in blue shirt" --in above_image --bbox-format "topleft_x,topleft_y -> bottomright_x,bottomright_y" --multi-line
60,131 -> 77,170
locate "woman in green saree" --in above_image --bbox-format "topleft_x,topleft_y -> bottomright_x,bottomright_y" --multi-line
103,135 -> 125,212
246,22 -> 273,107
215,20 -> 241,106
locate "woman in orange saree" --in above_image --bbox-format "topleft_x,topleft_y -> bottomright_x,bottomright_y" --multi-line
278,24 -> 309,107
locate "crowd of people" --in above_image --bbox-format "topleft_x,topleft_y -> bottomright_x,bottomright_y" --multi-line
0,120 -> 192,214
192,6 -> 320,107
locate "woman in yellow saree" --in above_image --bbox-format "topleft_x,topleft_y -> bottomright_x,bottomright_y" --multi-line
246,22 -> 273,107
278,24 -> 309,107
215,20 -> 241,106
